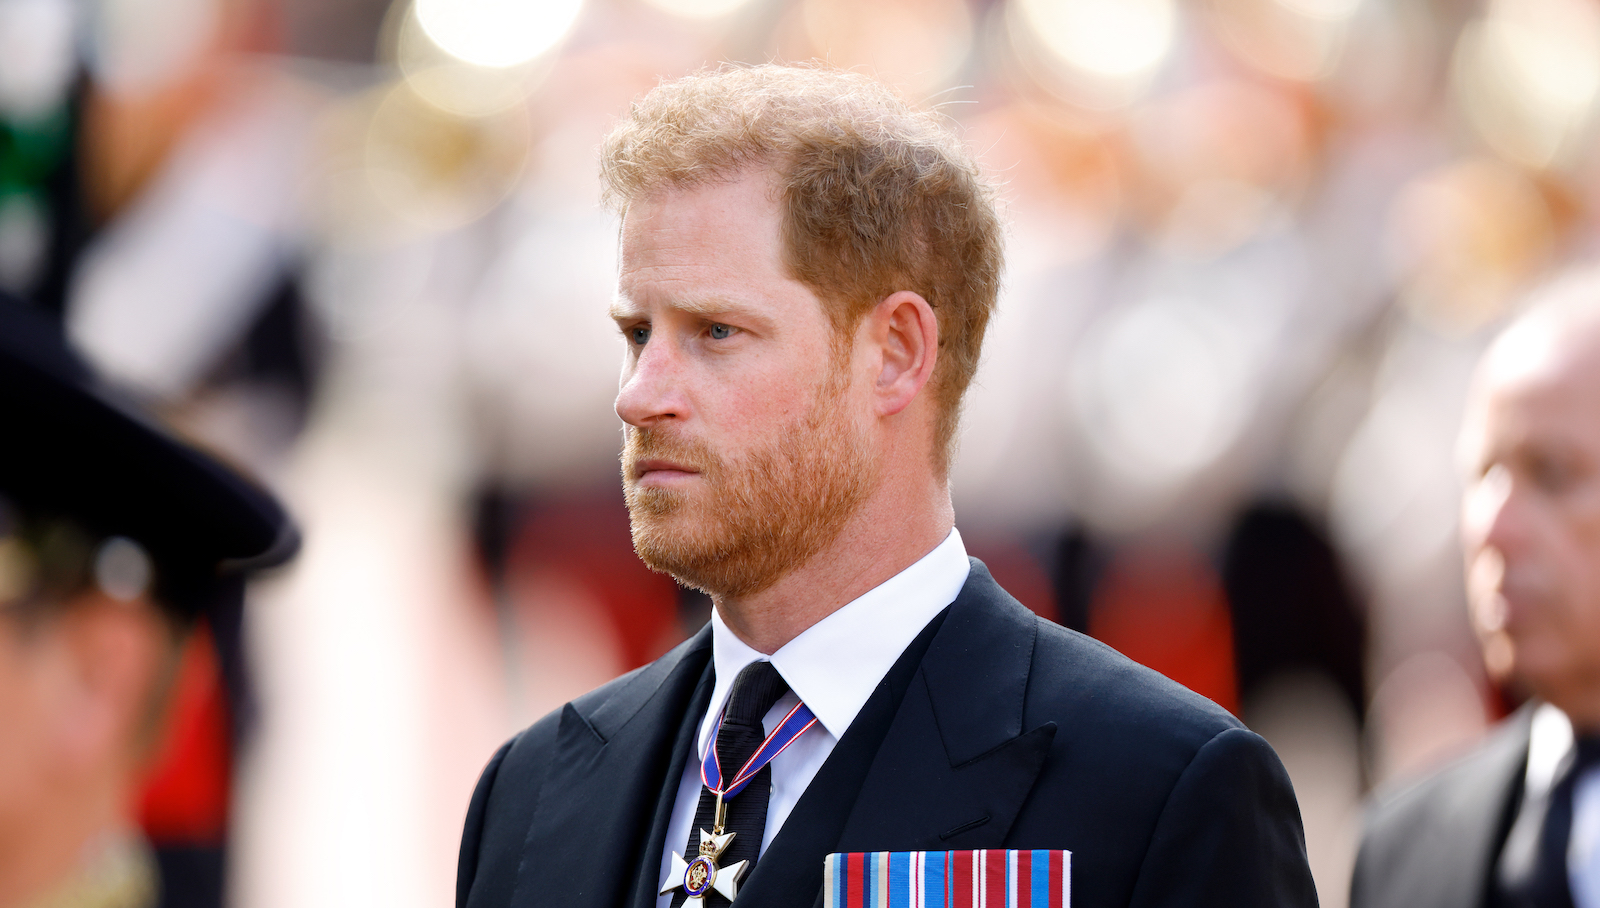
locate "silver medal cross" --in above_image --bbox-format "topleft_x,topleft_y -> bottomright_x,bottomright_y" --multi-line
660,795 -> 749,904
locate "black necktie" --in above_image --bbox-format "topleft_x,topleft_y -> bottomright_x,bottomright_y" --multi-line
1497,736 -> 1600,908
670,660 -> 790,907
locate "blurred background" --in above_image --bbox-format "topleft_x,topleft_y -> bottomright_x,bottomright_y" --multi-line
5,0 -> 1597,903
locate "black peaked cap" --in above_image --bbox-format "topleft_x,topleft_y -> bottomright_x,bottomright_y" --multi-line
0,290 -> 299,615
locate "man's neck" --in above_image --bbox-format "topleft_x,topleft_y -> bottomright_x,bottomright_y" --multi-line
712,481 -> 954,655
1549,684 -> 1600,736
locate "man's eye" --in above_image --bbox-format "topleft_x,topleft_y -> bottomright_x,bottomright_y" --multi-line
629,326 -> 650,345
709,324 -> 733,340
1529,454 -> 1576,495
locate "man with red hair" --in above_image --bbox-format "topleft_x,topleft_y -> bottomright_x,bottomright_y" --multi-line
458,64 -> 1315,908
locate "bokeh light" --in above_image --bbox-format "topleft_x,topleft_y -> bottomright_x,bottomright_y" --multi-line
1452,0 -> 1600,169
966,101 -> 1122,264
0,0 -> 77,117
363,82 -> 531,230
1127,80 -> 1311,258
798,0 -> 973,97
1018,0 -> 1176,78
391,0 -> 556,117
414,0 -> 585,68
1279,0 -> 1360,20
642,0 -> 758,21
1071,295 -> 1254,489
88,0 -> 220,95
1208,0 -> 1359,82
1010,0 -> 1177,106
1385,157 -> 1556,334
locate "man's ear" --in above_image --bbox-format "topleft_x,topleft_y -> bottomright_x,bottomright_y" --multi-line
866,290 -> 938,417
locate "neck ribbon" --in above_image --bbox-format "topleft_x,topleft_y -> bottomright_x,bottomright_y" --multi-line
700,699 -> 819,799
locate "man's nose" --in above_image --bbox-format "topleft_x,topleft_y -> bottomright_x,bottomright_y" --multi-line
1465,465 -> 1524,555
616,339 -> 686,428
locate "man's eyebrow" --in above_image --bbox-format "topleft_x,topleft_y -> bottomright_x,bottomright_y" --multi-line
609,296 -> 767,322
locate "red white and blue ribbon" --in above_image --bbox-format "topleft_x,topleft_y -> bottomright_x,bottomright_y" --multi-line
823,850 -> 1071,908
701,699 -> 819,799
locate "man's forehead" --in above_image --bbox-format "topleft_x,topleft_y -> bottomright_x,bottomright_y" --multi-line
610,173 -> 822,325
1482,310 -> 1600,404
1465,322 -> 1600,466
621,173 -> 786,255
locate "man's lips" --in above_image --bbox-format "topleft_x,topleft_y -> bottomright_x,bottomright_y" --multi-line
632,459 -> 701,482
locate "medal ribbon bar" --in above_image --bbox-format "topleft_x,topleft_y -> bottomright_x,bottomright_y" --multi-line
823,849 -> 1071,908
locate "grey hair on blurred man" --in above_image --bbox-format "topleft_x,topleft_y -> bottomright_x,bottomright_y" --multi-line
1355,266 -> 1600,908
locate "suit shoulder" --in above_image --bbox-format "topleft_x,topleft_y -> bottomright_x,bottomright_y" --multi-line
956,560 -> 1239,748
1361,712 -> 1527,855
458,632 -> 710,906
477,630 -> 708,818
483,661 -> 656,792
1350,714 -> 1528,908
457,712 -> 560,907
993,597 -> 1312,905
1025,616 -> 1243,750
558,625 -> 712,728
1349,712 -> 1528,908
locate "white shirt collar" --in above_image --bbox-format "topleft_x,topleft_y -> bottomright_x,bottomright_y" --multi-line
699,528 -> 971,757
1529,701 -> 1578,797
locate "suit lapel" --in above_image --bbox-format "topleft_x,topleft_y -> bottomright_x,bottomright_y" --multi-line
1417,712 -> 1530,908
836,559 -> 1056,852
511,627 -> 714,908
628,658 -> 716,908
729,606 -> 950,908
730,559 -> 1056,908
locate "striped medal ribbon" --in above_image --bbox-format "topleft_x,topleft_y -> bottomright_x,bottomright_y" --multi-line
824,849 -> 1071,908
702,699 -> 819,798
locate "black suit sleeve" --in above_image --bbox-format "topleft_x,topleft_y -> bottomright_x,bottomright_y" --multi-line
457,738 -> 513,908
1128,726 -> 1319,908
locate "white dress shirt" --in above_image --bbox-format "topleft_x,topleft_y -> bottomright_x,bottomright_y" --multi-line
654,528 -> 971,906
1524,703 -> 1600,908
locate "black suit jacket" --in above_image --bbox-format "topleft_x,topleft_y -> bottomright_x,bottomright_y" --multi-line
457,560 -> 1317,908
1350,710 -> 1532,908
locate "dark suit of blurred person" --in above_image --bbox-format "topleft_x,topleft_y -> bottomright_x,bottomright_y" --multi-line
1353,269 -> 1600,908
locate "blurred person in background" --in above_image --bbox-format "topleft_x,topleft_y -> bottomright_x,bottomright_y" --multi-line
455,63 -> 1315,908
1352,268 -> 1600,908
0,291 -> 296,908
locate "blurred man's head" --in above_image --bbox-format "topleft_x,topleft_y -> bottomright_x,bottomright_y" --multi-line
600,65 -> 1002,600
1460,268 -> 1600,728
0,518 -> 178,907
0,293 -> 296,907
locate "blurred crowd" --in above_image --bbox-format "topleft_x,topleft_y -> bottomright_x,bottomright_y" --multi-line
5,0 -> 1599,904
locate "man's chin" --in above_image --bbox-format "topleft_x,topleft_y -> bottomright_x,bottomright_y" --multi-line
627,510 -> 709,572
631,537 -> 738,597
627,518 -> 798,600
624,482 -> 692,519
1509,634 -> 1596,702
